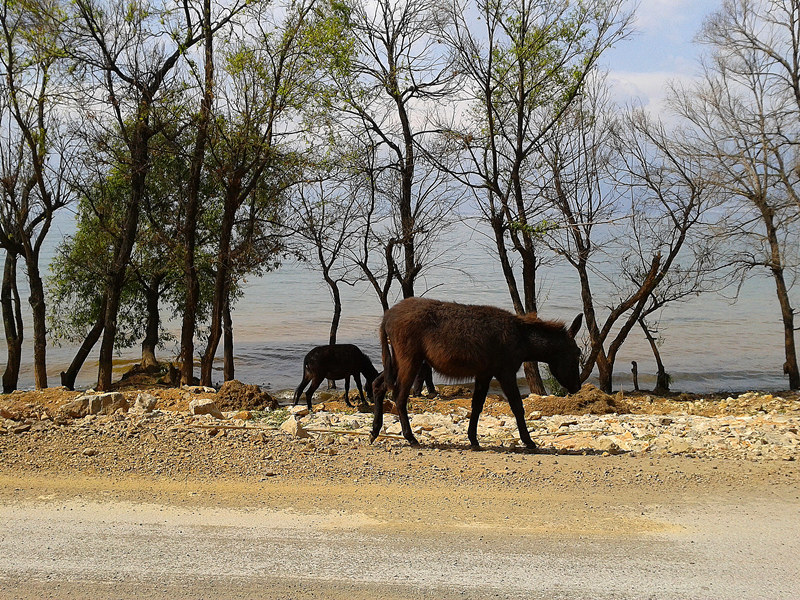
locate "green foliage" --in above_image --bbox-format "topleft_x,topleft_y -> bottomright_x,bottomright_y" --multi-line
542,365 -> 568,397
251,407 -> 289,426
509,219 -> 560,237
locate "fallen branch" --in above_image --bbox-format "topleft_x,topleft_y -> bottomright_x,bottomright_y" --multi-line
530,429 -> 605,437
188,424 -> 279,431
304,427 -> 406,440
187,422 -> 406,440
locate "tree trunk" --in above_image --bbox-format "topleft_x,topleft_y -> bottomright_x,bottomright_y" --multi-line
595,353 -> 613,393
24,258 -> 47,389
223,297 -> 234,382
327,279 -> 341,346
61,294 -> 107,391
772,263 -> 800,389
2,254 -> 23,393
140,281 -> 160,370
639,317 -> 669,393
96,120 -> 149,391
96,210 -> 141,390
523,361 -> 545,395
489,214 -> 524,313
761,202 -> 799,389
326,276 -> 341,389
181,0 -> 214,386
200,184 -> 236,388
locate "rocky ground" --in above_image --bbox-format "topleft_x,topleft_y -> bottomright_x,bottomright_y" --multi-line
2,380 -> 800,599
1,381 -> 798,484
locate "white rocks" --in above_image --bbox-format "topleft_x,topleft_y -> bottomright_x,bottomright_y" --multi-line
280,415 -> 311,438
132,393 -> 158,413
270,399 -> 800,461
57,392 -> 128,419
594,437 -> 622,455
189,399 -> 224,419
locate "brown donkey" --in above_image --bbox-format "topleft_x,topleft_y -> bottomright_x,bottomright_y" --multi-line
370,298 -> 583,450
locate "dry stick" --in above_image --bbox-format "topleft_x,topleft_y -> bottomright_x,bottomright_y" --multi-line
188,423 -> 406,440
304,427 -> 406,440
189,424 -> 279,430
530,429 -> 604,437
188,423 -> 602,441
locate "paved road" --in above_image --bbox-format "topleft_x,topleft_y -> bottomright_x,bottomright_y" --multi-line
1,490 -> 798,599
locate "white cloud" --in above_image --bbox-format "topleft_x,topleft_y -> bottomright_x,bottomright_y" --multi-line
632,0 -> 717,39
607,69 -> 699,117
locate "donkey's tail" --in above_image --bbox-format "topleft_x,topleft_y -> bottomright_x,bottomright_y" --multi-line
379,321 -> 394,386
371,321 -> 394,443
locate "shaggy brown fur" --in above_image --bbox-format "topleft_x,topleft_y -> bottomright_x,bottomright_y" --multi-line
371,297 -> 582,450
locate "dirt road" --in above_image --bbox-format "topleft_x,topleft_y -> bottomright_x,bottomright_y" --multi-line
1,458 -> 798,600
2,386 -> 799,598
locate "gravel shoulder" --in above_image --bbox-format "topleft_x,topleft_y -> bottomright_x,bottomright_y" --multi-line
1,384 -> 799,599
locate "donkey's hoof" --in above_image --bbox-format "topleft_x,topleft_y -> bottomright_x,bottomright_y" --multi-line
469,443 -> 483,451
523,441 -> 538,452
369,433 -> 378,444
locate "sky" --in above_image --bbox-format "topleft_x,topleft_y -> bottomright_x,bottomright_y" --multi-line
602,0 -> 725,114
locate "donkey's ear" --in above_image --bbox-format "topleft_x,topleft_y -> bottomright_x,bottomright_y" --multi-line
567,314 -> 583,338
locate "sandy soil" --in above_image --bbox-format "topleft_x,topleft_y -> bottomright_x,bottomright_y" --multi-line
1,383 -> 799,599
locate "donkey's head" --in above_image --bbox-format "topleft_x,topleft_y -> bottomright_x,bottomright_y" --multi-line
546,314 -> 583,394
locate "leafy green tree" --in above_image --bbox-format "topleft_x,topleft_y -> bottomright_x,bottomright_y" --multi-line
48,125 -> 217,388
196,0 -> 344,386
0,0 -> 75,390
63,0 -> 248,390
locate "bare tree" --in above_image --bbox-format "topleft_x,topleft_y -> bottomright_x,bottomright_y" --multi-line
701,0 -> 800,211
325,0 -> 461,302
536,83 -> 720,393
439,0 -> 630,392
671,14 -> 800,388
288,165 -> 361,347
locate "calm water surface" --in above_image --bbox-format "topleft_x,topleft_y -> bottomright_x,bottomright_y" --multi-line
2,217 -> 795,395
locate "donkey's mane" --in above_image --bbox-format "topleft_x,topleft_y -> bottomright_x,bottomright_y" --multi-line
519,313 -> 568,334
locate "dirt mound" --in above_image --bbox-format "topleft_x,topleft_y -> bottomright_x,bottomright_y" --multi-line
216,380 -> 277,411
435,385 -> 473,399
113,362 -> 180,391
530,385 -> 632,416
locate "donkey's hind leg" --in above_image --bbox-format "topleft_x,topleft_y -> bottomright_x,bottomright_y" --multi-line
467,375 -> 492,450
394,376 -> 419,447
353,374 -> 366,406
304,375 -> 324,412
343,376 -> 354,407
392,358 -> 422,447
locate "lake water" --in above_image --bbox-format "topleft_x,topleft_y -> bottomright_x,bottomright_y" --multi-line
1,215 -> 796,396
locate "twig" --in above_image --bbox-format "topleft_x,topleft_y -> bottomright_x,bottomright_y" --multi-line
188,423 -> 406,440
530,429 -> 604,437
304,427 -> 406,440
188,424 -> 279,431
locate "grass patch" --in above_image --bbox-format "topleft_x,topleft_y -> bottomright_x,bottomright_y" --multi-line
250,408 -> 289,427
